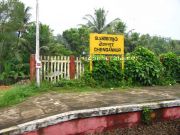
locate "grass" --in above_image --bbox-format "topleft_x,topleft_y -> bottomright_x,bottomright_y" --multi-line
0,91 -> 5,98
1,80 -> 178,109
0,82 -> 52,108
0,81 -> 131,108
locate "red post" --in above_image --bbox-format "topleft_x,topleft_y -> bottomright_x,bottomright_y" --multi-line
30,54 -> 36,81
70,55 -> 75,80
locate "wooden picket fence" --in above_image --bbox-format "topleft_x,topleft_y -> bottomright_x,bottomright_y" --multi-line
40,56 -> 85,82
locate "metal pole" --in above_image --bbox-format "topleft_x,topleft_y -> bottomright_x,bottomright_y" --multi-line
36,0 -> 40,86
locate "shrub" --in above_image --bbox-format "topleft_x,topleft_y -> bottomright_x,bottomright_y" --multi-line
55,79 -> 86,88
160,52 -> 180,82
125,47 -> 163,85
92,56 -> 123,87
81,47 -> 179,87
82,70 -> 98,88
142,107 -> 153,125
0,61 -> 29,85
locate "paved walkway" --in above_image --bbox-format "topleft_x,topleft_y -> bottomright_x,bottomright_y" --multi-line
0,85 -> 179,129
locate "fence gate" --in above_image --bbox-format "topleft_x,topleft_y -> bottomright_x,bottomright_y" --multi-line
40,56 -> 85,82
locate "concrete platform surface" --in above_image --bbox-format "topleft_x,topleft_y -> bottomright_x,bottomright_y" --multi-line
0,85 -> 179,129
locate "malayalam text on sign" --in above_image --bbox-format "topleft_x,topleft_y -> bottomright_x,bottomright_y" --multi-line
90,33 -> 124,55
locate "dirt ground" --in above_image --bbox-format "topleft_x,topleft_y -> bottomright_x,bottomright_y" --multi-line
93,119 -> 180,135
0,86 -> 11,91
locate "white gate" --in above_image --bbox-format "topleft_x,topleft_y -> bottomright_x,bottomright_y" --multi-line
40,56 -> 85,82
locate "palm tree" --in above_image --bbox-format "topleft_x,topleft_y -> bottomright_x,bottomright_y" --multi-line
15,4 -> 31,58
17,5 -> 31,38
83,8 -> 120,33
0,0 -> 32,82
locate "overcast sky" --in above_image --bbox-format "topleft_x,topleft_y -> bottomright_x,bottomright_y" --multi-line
20,0 -> 180,40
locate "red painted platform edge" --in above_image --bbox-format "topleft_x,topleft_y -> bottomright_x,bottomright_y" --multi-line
23,106 -> 180,135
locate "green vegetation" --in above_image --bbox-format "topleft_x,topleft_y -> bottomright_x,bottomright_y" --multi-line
141,107 -> 153,125
80,47 -> 179,87
0,0 -> 71,84
91,57 -> 123,87
125,47 -> 163,86
0,0 -> 179,86
0,0 -> 31,84
82,8 -> 125,34
0,0 -> 179,112
0,81 -> 131,108
62,27 -> 89,55
160,52 -> 180,83
0,82 -> 52,107
55,79 -> 87,88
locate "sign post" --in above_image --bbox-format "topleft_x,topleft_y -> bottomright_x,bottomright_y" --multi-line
89,33 -> 124,72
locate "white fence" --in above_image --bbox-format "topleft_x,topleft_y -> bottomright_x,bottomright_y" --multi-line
40,56 -> 85,82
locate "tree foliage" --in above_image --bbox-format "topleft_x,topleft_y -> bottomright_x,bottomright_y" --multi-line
83,8 -> 125,34
62,27 -> 90,55
125,32 -> 180,55
0,1 -> 179,85
0,0 -> 71,84
22,23 -> 53,54
0,0 -> 31,83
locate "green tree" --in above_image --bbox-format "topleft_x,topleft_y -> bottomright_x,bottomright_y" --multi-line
172,40 -> 180,55
138,35 -> 172,55
128,33 -> 180,55
125,32 -> 140,53
46,43 -> 72,56
23,22 -> 72,56
0,0 -> 31,83
22,23 -> 53,54
62,27 -> 90,55
83,8 -> 120,33
54,34 -> 69,48
108,20 -> 126,34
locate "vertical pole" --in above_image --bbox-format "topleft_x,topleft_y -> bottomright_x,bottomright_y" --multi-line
36,0 -> 40,86
69,55 -> 75,79
121,35 -> 125,70
30,54 -> 36,81
121,54 -> 124,70
90,54 -> 93,72
121,35 -> 125,85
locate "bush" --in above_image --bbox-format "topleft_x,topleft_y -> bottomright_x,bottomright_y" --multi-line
160,52 -> 180,82
55,79 -> 86,88
142,107 -> 153,125
68,48 -> 178,87
125,47 -> 163,85
0,61 -> 29,85
82,70 -> 98,88
92,56 -> 123,87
